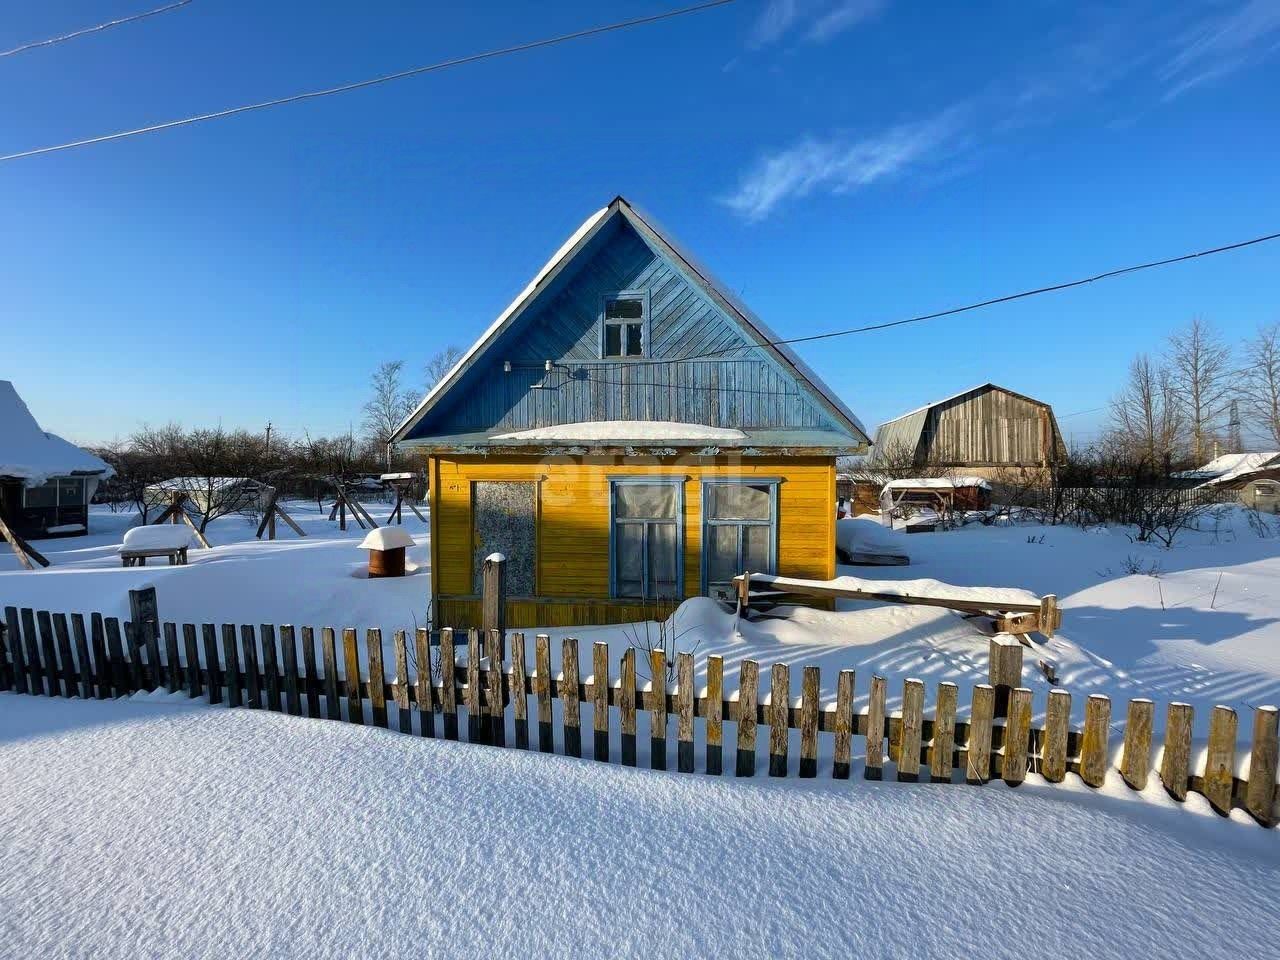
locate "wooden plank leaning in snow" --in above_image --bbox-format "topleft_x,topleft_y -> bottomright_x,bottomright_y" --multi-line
3,604 -> 1278,828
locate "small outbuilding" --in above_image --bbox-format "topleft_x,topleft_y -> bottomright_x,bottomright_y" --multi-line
0,380 -> 112,540
1179,452 -> 1280,513
869,383 -> 1065,482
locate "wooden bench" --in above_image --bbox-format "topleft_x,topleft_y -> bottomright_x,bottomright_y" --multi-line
121,546 -> 188,568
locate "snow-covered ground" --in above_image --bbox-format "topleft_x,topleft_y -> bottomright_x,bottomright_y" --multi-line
2,692 -> 1276,959
4,503 -> 1280,729
0,502 -> 431,632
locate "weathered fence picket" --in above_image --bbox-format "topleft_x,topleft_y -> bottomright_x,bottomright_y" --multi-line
414,627 -> 434,738
736,658 -> 758,777
281,625 -> 301,717
3,604 -> 1276,829
533,633 -> 550,752
833,669 -> 854,780
300,626 -> 318,719
706,654 -> 723,776
242,625 -> 261,709
865,674 -> 886,781
261,624 -> 282,712
677,652 -> 694,773
649,649 -> 667,771
620,646 -> 637,767
931,682 -> 957,784
510,632 -> 527,749
71,614 -> 92,701
769,663 -> 789,777
594,641 -> 610,763
562,638 -> 580,759
368,628 -> 387,729
162,622 -> 181,692
393,630 -> 411,734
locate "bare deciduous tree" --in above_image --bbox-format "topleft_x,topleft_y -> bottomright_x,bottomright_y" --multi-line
1242,322 -> 1280,447
1166,317 -> 1233,464
1107,354 -> 1183,468
424,345 -> 464,392
362,361 -> 416,469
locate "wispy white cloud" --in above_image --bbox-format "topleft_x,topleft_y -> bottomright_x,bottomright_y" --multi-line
720,106 -> 968,221
725,1 -> 1280,221
749,0 -> 886,49
1161,0 -> 1280,100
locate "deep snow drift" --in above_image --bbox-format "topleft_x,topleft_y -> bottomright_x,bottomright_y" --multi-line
2,693 -> 1276,960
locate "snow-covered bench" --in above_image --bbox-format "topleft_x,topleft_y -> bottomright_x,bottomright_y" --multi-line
120,526 -> 193,568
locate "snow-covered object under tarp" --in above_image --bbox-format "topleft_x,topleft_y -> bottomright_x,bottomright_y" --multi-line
121,526 -> 193,552
358,528 -> 415,552
0,380 -> 111,486
490,421 -> 748,444
747,572 -> 1042,610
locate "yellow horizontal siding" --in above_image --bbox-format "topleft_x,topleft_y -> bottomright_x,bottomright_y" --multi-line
429,455 -> 835,619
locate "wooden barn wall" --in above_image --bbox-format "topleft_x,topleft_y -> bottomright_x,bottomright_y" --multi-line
429,455 -> 835,624
413,219 -> 838,437
923,388 -> 1051,466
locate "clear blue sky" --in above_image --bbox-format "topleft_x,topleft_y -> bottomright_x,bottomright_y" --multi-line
4,0 -> 1278,447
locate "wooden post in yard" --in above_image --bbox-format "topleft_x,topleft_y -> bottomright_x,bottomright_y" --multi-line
128,586 -> 160,688
481,554 -> 506,662
988,635 -> 1023,719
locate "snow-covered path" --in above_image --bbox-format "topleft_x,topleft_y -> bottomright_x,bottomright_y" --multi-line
1,693 -> 1276,959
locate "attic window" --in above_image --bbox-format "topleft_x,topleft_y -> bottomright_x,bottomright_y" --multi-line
602,292 -> 647,359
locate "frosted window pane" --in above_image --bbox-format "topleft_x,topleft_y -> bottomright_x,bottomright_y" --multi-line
743,524 -> 772,572
709,483 -> 771,520
648,522 -> 678,598
616,523 -> 644,596
615,483 -> 677,519
706,525 -> 738,584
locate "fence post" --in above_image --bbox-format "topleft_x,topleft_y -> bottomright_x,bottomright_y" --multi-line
1245,706 -> 1278,828
481,554 -> 506,661
989,636 -> 1023,719
128,585 -> 159,689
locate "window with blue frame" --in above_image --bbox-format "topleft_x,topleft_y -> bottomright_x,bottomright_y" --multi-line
601,291 -> 648,359
702,480 -> 778,600
610,479 -> 682,600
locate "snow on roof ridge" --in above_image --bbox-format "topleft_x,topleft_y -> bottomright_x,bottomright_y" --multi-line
876,382 -> 999,427
0,379 -> 111,485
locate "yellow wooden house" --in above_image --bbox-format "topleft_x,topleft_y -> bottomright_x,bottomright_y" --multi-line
391,197 -> 869,628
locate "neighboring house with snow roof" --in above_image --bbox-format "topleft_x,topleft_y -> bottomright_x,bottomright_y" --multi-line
1176,451 -> 1280,513
868,383 -> 1065,482
391,195 -> 869,626
0,380 -> 112,539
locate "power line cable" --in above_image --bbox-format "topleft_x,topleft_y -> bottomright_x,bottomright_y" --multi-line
1057,405 -> 1108,419
0,1 -> 193,59
665,230 -> 1280,363
0,0 -> 739,163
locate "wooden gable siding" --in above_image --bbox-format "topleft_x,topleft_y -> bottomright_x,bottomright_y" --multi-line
430,455 -> 835,603
416,219 -> 838,436
922,387 -> 1055,466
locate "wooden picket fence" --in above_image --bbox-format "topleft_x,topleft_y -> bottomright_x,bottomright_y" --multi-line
1,604 -> 1276,828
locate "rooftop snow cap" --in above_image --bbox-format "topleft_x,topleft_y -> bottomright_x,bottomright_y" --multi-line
358,527 -> 416,552
0,380 -> 112,486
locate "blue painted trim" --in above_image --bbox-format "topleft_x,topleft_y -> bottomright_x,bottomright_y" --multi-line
598,288 -> 651,360
607,476 -> 685,600
699,478 -> 780,596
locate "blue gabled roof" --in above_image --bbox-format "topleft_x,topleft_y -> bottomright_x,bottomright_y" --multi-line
392,197 -> 868,449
